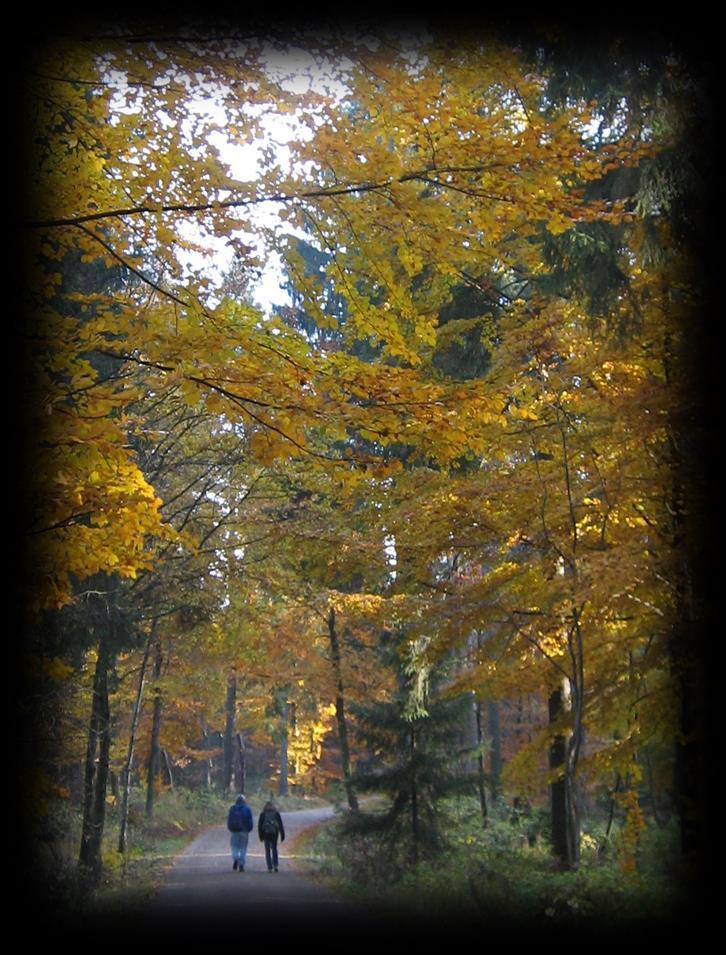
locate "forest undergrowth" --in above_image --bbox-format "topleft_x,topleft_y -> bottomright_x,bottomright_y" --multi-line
300,794 -> 689,934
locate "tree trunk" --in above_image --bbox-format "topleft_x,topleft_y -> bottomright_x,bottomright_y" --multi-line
549,682 -> 580,869
278,693 -> 289,797
549,687 -> 569,864
108,771 -> 120,802
222,668 -> 236,793
78,634 -> 112,889
603,772 -> 622,848
487,701 -> 502,803
644,749 -> 668,828
162,749 -> 174,791
662,326 -> 708,873
667,493 -> 706,872
327,607 -> 359,811
145,633 -> 164,818
201,721 -> 213,790
236,733 -> 247,795
118,632 -> 153,853
474,698 -> 488,827
290,701 -> 300,778
410,724 -> 420,867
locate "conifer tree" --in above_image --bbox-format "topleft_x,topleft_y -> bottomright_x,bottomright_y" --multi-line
341,630 -> 474,876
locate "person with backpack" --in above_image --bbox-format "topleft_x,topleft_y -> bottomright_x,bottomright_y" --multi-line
227,794 -> 254,871
258,800 -> 285,872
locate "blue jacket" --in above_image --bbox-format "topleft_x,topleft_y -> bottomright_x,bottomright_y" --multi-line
227,797 -> 254,833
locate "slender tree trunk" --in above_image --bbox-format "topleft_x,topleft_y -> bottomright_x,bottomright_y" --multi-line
566,610 -> 585,868
201,721 -> 213,790
199,719 -> 217,789
118,632 -> 153,853
565,736 -> 581,867
236,733 -> 247,795
603,772 -> 622,848
474,698 -> 488,827
549,686 -> 569,864
290,701 -> 300,778
327,607 -> 359,811
79,634 -> 112,889
108,771 -> 119,802
487,700 -> 502,803
550,408 -> 583,869
80,665 -> 100,874
278,693 -> 289,797
410,724 -> 420,867
145,635 -> 164,818
222,668 -> 236,793
162,749 -> 174,791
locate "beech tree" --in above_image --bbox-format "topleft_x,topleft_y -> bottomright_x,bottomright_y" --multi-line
263,32 -> 699,870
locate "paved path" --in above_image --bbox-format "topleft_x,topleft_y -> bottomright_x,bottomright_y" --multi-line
144,806 -> 368,938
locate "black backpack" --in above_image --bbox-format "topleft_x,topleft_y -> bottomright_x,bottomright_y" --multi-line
261,810 -> 279,838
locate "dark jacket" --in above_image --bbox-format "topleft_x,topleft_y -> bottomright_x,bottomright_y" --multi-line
258,805 -> 285,842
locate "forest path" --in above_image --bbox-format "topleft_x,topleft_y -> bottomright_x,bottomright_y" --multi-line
145,805 -> 367,938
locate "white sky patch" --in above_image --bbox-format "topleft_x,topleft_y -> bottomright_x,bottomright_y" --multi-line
383,534 -> 398,580
251,251 -> 289,309
183,78 -> 327,313
105,49 -> 353,312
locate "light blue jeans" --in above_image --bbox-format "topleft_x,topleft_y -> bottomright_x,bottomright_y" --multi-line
230,831 -> 249,868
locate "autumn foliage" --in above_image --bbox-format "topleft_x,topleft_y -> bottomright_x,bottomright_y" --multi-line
20,25 -> 708,905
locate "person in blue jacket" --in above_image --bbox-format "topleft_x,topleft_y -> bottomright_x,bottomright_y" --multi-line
227,794 -> 254,871
258,800 -> 285,872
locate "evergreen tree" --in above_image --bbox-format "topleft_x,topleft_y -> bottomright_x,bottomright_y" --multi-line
340,630 -> 475,878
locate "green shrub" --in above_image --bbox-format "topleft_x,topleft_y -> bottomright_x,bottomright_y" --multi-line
305,793 -> 683,927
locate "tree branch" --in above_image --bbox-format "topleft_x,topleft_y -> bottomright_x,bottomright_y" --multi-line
22,163 -> 510,231
72,223 -> 192,310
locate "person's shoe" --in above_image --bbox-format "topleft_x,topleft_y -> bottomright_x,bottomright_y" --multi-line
274,867 -> 278,872
233,860 -> 238,870
239,864 -> 245,872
